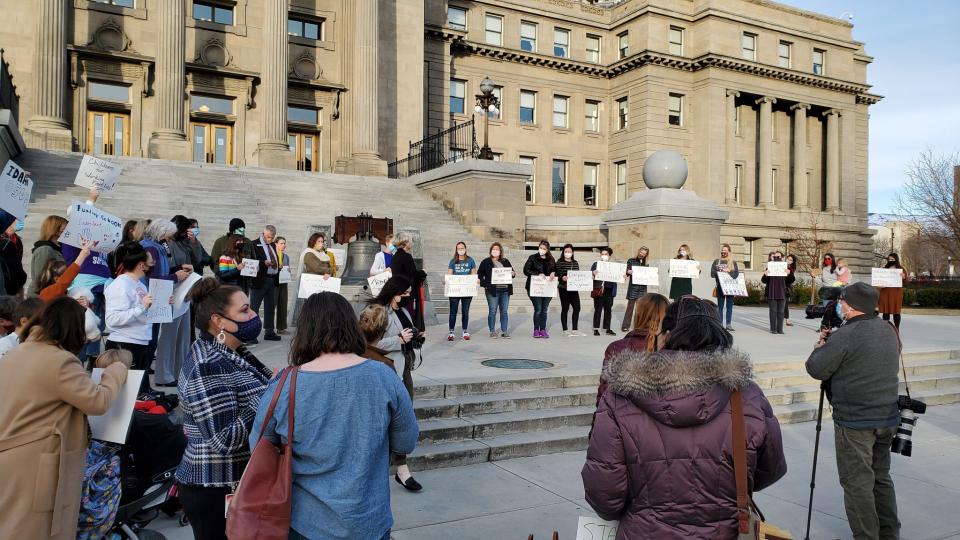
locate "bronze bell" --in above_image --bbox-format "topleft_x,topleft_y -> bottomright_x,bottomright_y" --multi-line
340,239 -> 382,285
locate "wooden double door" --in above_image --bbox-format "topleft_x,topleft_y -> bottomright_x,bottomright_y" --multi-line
86,111 -> 130,156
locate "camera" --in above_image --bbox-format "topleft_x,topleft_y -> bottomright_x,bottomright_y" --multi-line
410,334 -> 425,350
891,395 -> 927,457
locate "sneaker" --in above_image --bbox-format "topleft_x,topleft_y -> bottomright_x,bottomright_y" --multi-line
490,331 -> 498,339
245,338 -> 259,346
263,333 -> 281,342
542,331 -> 550,339
447,332 -> 455,341
501,332 -> 511,339
533,330 -> 540,339
726,325 -> 735,332
573,330 -> 585,337
462,332 -> 471,341
605,329 -> 617,336
594,330 -> 601,336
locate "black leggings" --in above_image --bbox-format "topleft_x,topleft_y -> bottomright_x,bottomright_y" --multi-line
882,313 -> 902,328
559,289 -> 580,331
106,340 -> 151,394
178,484 -> 231,540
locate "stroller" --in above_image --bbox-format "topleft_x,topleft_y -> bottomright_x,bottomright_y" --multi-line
804,286 -> 842,320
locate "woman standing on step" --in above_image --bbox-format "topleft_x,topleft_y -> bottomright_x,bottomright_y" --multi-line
621,246 -> 650,332
446,242 -> 477,341
556,244 -> 584,337
668,244 -> 698,300
293,232 -> 337,320
369,233 -> 395,276
590,247 -> 619,337
523,240 -> 557,339
478,242 -> 515,338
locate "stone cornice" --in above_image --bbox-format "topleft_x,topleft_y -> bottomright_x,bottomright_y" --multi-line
452,39 -> 608,76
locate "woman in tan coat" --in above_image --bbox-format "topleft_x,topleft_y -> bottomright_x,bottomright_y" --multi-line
0,297 -> 128,540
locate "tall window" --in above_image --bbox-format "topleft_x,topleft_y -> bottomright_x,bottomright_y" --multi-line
554,28 -> 570,58
669,26 -> 684,56
741,32 -> 756,60
616,161 -> 627,202
668,93 -> 683,126
583,163 -> 598,206
288,17 -> 324,40
450,79 -> 466,114
586,34 -> 601,63
520,90 -> 537,124
813,48 -> 826,75
193,1 -> 233,24
734,164 -> 743,203
552,160 -> 567,204
584,100 -> 600,132
485,14 -> 503,45
744,238 -> 756,270
520,21 -> 537,52
778,40 -> 792,68
617,97 -> 628,130
489,87 -> 502,120
618,32 -> 629,59
519,156 -> 536,202
552,95 -> 569,128
447,6 -> 467,31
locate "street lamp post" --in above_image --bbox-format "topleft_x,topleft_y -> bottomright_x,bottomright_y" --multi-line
474,76 -> 500,160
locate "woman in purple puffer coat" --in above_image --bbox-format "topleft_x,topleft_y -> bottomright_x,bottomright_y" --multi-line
582,297 -> 787,539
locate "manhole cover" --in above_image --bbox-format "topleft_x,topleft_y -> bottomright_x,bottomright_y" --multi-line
481,358 -> 555,370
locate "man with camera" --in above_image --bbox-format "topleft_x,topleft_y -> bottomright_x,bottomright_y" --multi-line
806,282 -> 901,540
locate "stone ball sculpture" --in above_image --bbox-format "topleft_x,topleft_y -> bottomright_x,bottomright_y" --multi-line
642,150 -> 688,189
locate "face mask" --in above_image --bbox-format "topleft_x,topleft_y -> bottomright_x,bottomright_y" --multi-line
234,227 -> 245,237
14,220 -> 23,233
835,302 -> 845,321
223,314 -> 263,343
773,256 -> 782,261
2,322 -> 15,335
538,248 -> 547,256
824,258 -> 833,265
491,249 -> 501,258
389,244 -> 397,253
886,260 -> 896,268
601,255 -> 610,262
190,227 -> 200,238
564,251 -> 573,259
457,249 -> 466,256
398,295 -> 412,308
680,250 -> 687,256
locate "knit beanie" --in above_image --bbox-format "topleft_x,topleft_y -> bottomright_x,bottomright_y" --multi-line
841,282 -> 878,314
228,218 -> 246,235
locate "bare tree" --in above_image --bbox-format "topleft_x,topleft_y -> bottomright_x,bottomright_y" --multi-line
902,232 -> 949,276
894,149 -> 960,262
872,234 -> 892,264
785,212 -> 833,302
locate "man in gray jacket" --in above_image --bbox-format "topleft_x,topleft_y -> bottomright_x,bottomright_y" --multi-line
806,282 -> 901,540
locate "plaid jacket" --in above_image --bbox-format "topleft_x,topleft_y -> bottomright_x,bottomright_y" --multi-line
176,334 -> 273,487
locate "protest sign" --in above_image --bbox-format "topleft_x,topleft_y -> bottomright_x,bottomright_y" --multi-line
329,248 -> 346,275
298,274 -> 341,298
60,201 -> 123,253
88,369 -> 145,444
718,273 -> 748,297
595,261 -> 627,283
278,267 -> 292,284
766,261 -> 789,277
173,272 -> 202,310
240,259 -> 259,277
491,267 -> 513,285
74,154 -> 123,191
529,275 -> 558,298
445,274 -> 478,297
872,268 -> 904,288
575,515 -> 619,540
631,266 -> 660,286
367,270 -> 391,296
669,259 -> 700,279
146,279 -> 174,323
0,159 -> 33,220
566,270 -> 594,292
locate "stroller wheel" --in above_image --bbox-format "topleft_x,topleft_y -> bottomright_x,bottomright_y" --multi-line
178,514 -> 189,527
135,531 -> 167,540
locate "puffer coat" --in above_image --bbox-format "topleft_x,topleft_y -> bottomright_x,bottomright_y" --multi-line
582,348 -> 787,539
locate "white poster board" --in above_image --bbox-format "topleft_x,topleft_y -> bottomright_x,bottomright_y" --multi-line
872,268 -> 903,288
329,248 -> 346,275
566,270 -> 594,292
444,274 -> 478,297
240,258 -> 259,277
594,261 -> 627,283
74,154 -> 123,191
278,267 -> 292,284
669,259 -> 700,279
88,369 -> 145,444
173,272 -> 202,310
0,159 -> 33,220
146,279 -> 174,323
367,270 -> 391,296
766,261 -> 789,277
60,201 -> 123,253
718,273 -> 748,297
298,274 -> 341,298
575,515 -> 619,540
491,267 -> 513,285
529,275 -> 558,298
631,266 -> 660,286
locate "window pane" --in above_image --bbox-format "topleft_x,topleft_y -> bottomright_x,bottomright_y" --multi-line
193,4 -> 212,21
586,35 -> 600,63
304,136 -> 313,171
288,134 -> 296,153
669,27 -> 683,55
191,94 -> 234,114
113,116 -> 124,156
519,156 -> 535,202
214,7 -> 233,25
287,20 -> 301,36
583,164 -> 597,206
193,125 -> 206,162
93,115 -> 104,154
585,101 -> 599,131
485,15 -> 502,45
618,98 -> 628,129
89,81 -> 129,102
488,87 -> 502,119
304,22 -> 319,40
616,162 -> 627,202
288,106 -> 318,124
448,7 -> 466,30
521,22 -> 537,52
552,96 -> 567,128
450,80 -> 465,114
554,29 -> 569,57
214,127 -> 228,164
552,161 -> 566,204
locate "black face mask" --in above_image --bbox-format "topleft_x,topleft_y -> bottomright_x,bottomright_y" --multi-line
399,296 -> 412,308
886,260 -> 897,268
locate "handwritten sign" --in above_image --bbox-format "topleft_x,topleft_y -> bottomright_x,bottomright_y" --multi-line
88,369 -> 145,444
491,267 -> 513,285
766,261 -> 789,277
173,272 -> 202,310
566,270 -> 593,292
669,259 -> 700,279
240,258 -> 259,277
529,275 -> 558,298
718,273 -> 748,297
298,274 -> 341,298
278,267 -> 292,284
575,515 -> 619,540
74,154 -> 123,191
872,268 -> 903,288
367,270 -> 391,296
146,279 -> 174,323
595,261 -> 627,283
0,159 -> 33,220
60,201 -> 123,253
631,266 -> 660,286
444,274 -> 478,297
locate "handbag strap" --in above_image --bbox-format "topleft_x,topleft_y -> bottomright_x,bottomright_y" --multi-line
731,389 -> 751,535
287,367 -> 298,440
255,367 -> 292,441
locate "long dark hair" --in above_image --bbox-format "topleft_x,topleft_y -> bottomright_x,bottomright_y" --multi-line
114,241 -> 149,275
289,292 -> 366,365
536,239 -> 555,264
172,215 -> 191,241
886,253 -> 902,269
822,252 -> 837,273
224,234 -> 245,259
371,275 -> 412,307
19,297 -> 87,355
560,243 -> 576,262
664,298 -> 733,352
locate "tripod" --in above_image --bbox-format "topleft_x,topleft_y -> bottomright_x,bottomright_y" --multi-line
804,388 -> 826,540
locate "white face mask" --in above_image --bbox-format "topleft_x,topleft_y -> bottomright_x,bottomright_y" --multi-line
538,248 -> 547,256
457,249 -> 466,256
601,255 -> 610,262
491,250 -> 501,257
680,250 -> 687,256
564,251 -> 573,259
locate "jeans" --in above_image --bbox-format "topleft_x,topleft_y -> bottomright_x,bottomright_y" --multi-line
448,296 -> 473,332
485,289 -> 510,333
835,424 -> 900,540
250,279 -> 279,333
529,295 -> 551,331
291,529 -> 390,540
717,295 -> 735,326
559,289 -> 581,331
178,484 -> 230,540
768,299 -> 786,332
621,298 -> 636,331
593,292 -> 614,330
81,291 -> 106,361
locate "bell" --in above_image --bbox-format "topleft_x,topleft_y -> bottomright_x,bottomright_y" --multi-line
340,239 -> 382,285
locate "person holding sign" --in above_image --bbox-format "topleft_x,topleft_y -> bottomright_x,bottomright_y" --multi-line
556,244 -> 584,337
523,240 -> 557,339
293,232 -> 338,322
446,242 -> 478,341
590,247 -> 620,337
622,246 -> 651,332
878,253 -> 909,328
760,251 -> 795,334
668,244 -> 699,300
141,219 -> 192,385
477,242 -> 516,339
710,243 -> 740,331
273,236 -> 291,335
369,233 -> 395,276
0,297 -> 129,540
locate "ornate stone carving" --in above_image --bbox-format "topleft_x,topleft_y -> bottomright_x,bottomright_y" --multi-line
195,37 -> 233,67
88,18 -> 132,52
290,50 -> 322,80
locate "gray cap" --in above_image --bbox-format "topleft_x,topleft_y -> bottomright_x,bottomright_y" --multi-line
841,282 -> 879,314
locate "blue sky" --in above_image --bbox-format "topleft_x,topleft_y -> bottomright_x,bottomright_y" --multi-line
788,0 -> 960,213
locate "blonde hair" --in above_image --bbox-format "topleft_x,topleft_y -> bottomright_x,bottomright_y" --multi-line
131,220 -> 149,242
358,304 -> 389,345
95,349 -> 133,369
677,244 -> 693,259
40,215 -> 68,243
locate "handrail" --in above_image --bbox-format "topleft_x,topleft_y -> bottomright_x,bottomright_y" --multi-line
388,118 -> 479,179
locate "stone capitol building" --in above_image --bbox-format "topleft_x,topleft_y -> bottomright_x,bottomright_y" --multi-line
0,0 -> 881,271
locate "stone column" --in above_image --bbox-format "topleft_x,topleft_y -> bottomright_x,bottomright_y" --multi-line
790,103 -> 811,210
24,0 -> 72,150
725,90 -> 740,204
148,0 -> 190,159
349,0 -> 387,175
824,109 -> 841,212
755,96 -> 776,207
255,0 -> 295,168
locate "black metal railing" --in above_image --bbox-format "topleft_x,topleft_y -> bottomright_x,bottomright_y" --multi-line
0,49 -> 19,124
388,118 -> 479,178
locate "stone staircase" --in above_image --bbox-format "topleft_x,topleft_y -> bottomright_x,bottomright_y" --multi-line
407,349 -> 960,470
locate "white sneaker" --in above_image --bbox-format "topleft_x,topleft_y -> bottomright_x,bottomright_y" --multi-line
564,330 -> 573,337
